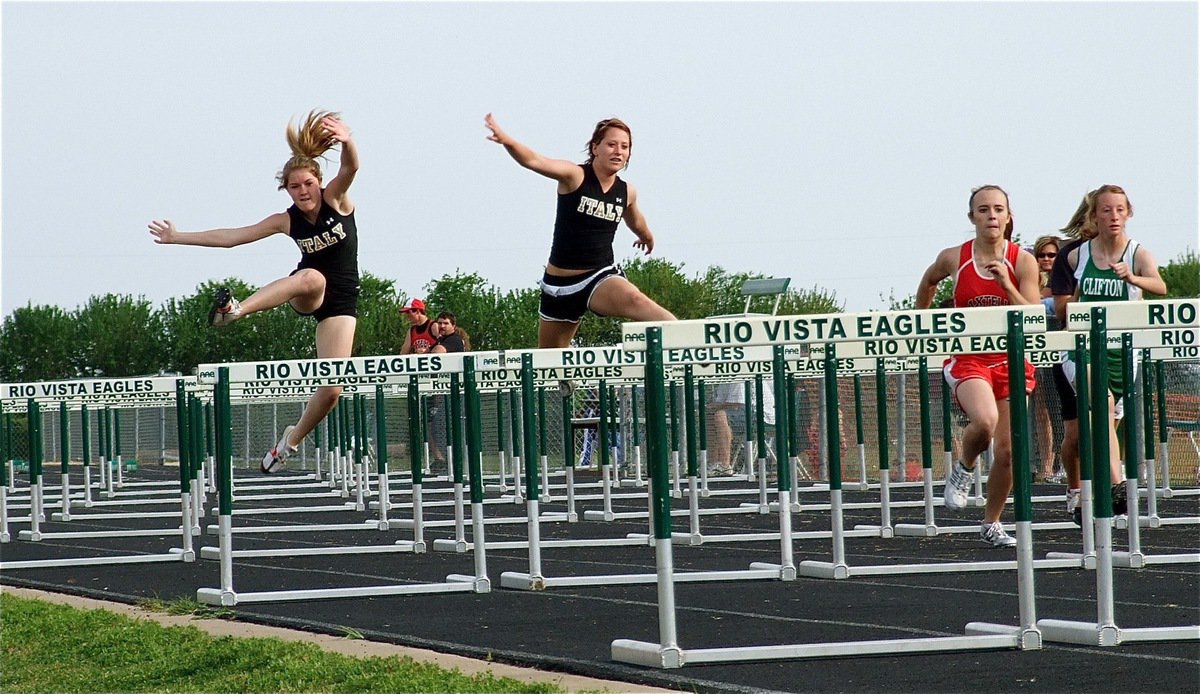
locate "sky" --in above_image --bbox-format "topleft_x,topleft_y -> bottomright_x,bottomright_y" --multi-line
2,1 -> 1197,320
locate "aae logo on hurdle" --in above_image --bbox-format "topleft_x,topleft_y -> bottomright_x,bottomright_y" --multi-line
623,305 -> 1045,351
1066,298 -> 1198,331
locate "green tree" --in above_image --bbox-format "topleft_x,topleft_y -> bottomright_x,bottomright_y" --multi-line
351,272 -> 405,357
1157,249 -> 1198,298
0,304 -> 78,381
74,294 -> 164,377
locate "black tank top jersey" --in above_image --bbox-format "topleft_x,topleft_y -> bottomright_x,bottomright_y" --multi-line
548,164 -> 629,270
287,194 -> 359,291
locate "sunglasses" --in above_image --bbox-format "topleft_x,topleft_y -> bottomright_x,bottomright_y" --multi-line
1036,252 -> 1057,259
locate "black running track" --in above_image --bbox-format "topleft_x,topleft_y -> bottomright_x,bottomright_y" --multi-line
2,466 -> 1198,693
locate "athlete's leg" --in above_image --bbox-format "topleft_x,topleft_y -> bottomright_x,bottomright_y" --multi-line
240,269 -> 327,317
539,319 -> 581,348
587,276 -> 675,322
707,406 -> 733,465
285,315 -> 356,447
1061,419 -> 1080,487
983,398 -> 1014,524
956,378 -> 999,470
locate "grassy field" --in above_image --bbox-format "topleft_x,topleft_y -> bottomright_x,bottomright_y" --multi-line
0,593 -> 557,693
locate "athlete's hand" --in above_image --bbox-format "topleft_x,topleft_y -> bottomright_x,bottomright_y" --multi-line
148,219 -> 179,245
983,260 -> 1013,290
1110,261 -> 1132,282
484,113 -> 510,145
634,231 -> 655,255
321,115 -> 351,146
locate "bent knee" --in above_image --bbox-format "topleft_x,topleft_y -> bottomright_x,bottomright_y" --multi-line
296,269 -> 327,294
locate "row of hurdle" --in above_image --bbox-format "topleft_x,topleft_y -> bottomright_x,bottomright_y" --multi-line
1,298 -> 1197,668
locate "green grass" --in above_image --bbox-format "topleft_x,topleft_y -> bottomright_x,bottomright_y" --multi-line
0,593 -> 558,693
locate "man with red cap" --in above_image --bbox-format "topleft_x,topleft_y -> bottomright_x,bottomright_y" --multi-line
400,298 -> 437,354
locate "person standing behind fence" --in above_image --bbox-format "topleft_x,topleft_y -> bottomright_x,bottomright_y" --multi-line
1061,184 -> 1166,519
431,311 -> 470,353
1030,235 -> 1064,482
149,110 -> 361,474
400,298 -> 437,354
916,185 -> 1040,547
483,113 -> 675,349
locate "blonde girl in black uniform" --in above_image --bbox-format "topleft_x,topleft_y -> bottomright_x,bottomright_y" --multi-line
484,113 -> 675,348
149,110 -> 361,473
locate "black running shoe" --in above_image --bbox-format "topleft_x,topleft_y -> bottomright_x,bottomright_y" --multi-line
208,287 -> 243,327
1110,482 -> 1128,516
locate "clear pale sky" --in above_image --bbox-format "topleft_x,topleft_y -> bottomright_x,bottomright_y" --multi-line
2,1 -> 1197,319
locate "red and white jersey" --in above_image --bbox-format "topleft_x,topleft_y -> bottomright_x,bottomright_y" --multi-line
952,240 -> 1020,308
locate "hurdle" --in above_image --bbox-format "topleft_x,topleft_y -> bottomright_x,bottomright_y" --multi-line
612,308 -> 1046,668
0,379 -> 198,571
196,352 -> 493,605
1036,301 -> 1200,646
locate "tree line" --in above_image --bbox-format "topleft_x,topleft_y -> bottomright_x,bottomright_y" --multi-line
0,258 -> 842,382
4,251 -> 1194,383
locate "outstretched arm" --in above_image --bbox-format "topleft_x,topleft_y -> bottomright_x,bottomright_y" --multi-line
321,115 -> 359,213
148,213 -> 288,248
915,247 -> 956,309
622,184 -> 655,255
484,113 -> 583,192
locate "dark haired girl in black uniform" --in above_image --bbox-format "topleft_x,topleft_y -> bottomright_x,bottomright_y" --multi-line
484,113 -> 675,348
149,110 -> 361,473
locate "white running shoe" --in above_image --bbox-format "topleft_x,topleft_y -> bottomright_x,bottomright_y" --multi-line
943,460 -> 973,511
261,425 -> 296,474
1067,488 -> 1082,526
708,463 -> 734,478
1066,488 -> 1081,513
980,521 -> 1017,548
209,287 -> 243,327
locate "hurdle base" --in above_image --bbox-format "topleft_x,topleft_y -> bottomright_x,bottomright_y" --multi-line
499,571 -> 546,591
196,588 -> 237,607
964,622 -> 1042,650
582,510 -> 616,521
796,560 -> 849,579
737,502 -> 772,515
893,523 -> 939,537
168,547 -> 197,562
432,538 -> 470,553
446,574 -> 491,593
1112,551 -> 1145,569
610,640 -> 684,669
748,561 -> 797,581
613,632 -> 1025,668
1036,619 -> 1120,646
853,524 -> 895,538
626,532 -> 704,546
17,530 -> 42,541
0,532 -> 9,543
1137,515 -> 1162,529
1045,550 -> 1097,570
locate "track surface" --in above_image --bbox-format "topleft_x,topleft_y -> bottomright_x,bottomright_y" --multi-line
3,465 -> 1198,693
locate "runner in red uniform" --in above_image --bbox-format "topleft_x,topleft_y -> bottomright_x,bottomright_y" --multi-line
916,185 -> 1040,547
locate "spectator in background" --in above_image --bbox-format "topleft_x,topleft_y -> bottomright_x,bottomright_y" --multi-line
400,298 -> 437,354
706,378 -> 774,477
1030,235 -> 1064,482
431,311 -> 471,353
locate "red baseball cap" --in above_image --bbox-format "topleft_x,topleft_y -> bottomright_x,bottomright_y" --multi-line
401,298 -> 426,313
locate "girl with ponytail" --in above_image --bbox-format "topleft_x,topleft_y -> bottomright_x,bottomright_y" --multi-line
149,110 -> 363,473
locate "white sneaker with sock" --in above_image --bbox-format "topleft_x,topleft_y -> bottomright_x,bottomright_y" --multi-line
262,425 -> 296,474
943,460 -> 973,510
980,521 -> 1017,548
